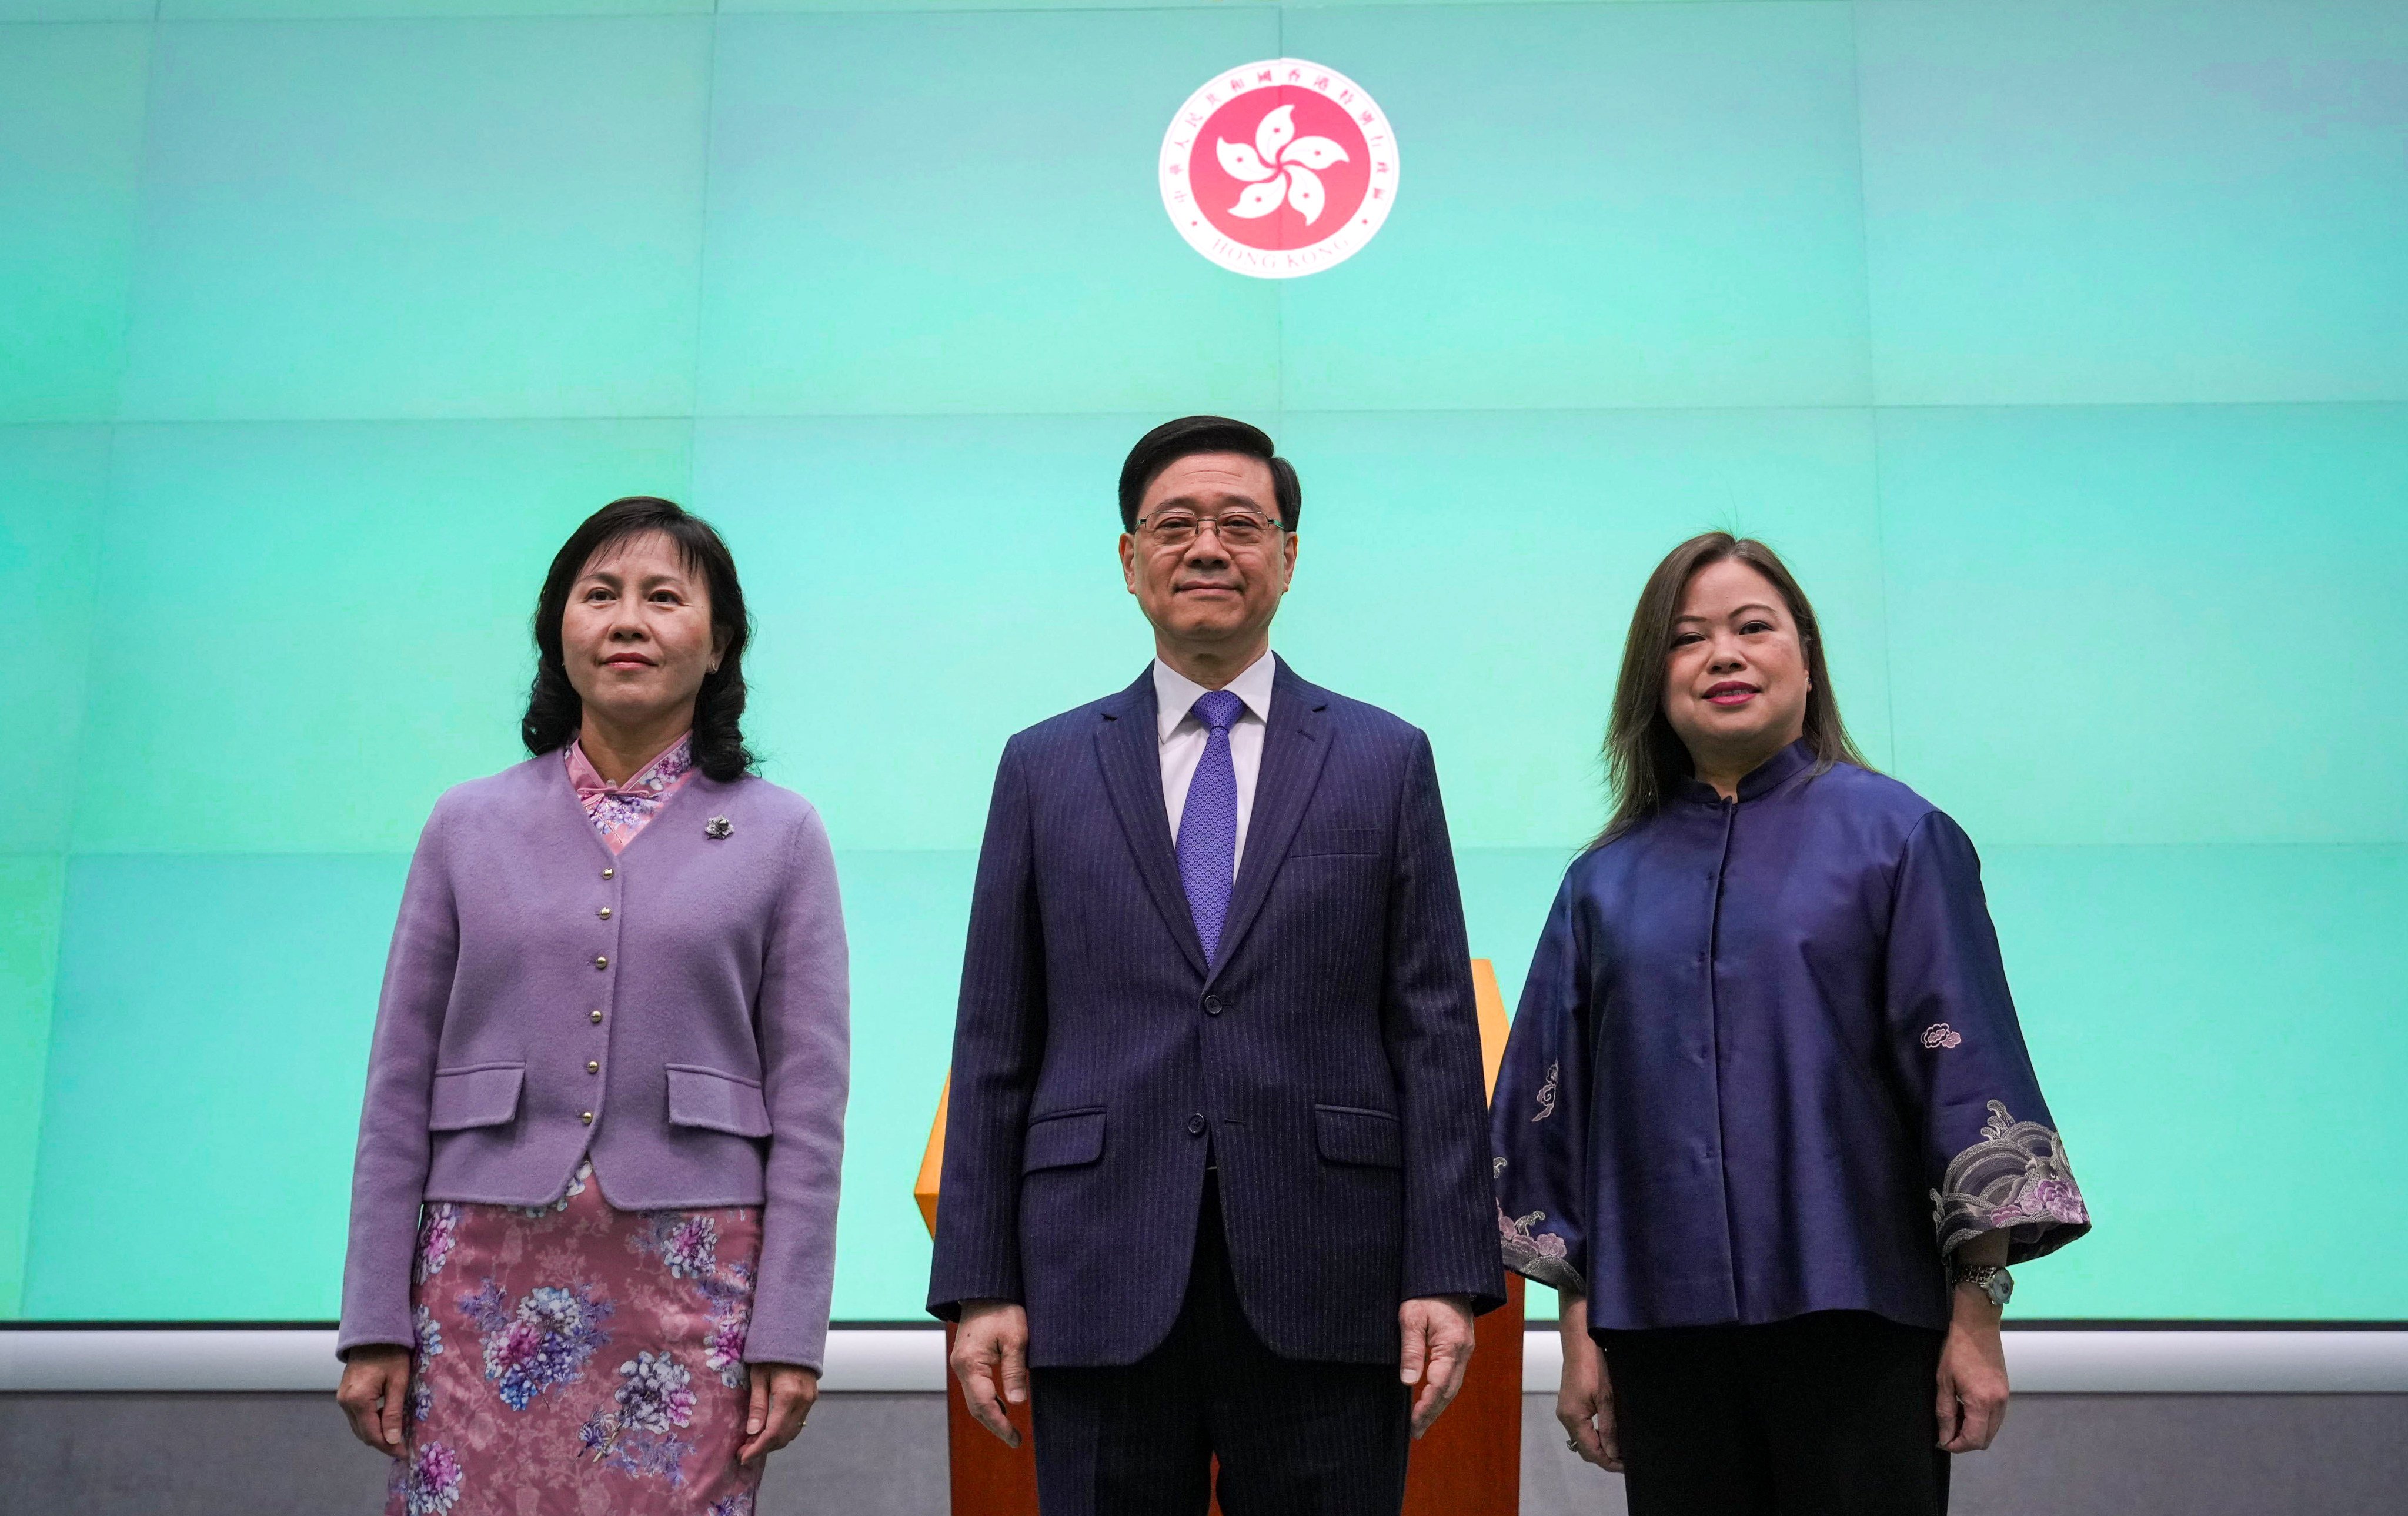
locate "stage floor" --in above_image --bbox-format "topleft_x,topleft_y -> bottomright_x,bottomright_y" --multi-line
2,1387 -> 2403,1515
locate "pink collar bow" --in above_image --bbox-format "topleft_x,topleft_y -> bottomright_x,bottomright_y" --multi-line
565,734 -> 693,806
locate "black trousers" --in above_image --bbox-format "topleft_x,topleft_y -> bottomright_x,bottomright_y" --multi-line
1599,1311 -> 1951,1516
1029,1178 -> 1411,1516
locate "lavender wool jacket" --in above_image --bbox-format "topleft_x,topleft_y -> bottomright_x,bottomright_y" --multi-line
338,755 -> 850,1371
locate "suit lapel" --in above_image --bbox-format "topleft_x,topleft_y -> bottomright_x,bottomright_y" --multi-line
1207,664 -> 1331,987
1094,670 -> 1211,979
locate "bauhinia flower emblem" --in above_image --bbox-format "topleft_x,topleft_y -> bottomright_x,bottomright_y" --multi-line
1217,104 -> 1350,226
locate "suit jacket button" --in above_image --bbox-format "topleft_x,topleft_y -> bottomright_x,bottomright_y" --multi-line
1188,1114 -> 1206,1135
1203,995 -> 1222,1016
580,1111 -> 595,1125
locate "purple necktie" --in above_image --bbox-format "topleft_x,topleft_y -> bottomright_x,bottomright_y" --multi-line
1178,690 -> 1245,965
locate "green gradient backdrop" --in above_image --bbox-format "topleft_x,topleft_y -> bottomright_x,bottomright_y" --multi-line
3,0 -> 2404,1325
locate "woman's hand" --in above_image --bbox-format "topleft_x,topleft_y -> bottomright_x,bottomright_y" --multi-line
737,1363 -> 819,1468
1936,1287 -> 2010,1452
335,1345 -> 412,1457
1555,1297 -> 1622,1472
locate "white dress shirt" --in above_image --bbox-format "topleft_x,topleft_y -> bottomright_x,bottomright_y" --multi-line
1154,649 -> 1277,871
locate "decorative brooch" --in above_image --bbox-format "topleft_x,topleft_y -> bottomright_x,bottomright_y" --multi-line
705,816 -> 733,840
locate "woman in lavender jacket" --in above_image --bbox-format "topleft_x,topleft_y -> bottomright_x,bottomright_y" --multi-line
336,497 -> 850,1515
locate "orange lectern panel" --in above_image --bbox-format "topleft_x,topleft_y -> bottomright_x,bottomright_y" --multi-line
919,960 -> 1522,1516
915,1073 -> 948,1237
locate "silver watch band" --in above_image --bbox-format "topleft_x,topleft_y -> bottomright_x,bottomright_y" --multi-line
1951,1263 -> 2013,1308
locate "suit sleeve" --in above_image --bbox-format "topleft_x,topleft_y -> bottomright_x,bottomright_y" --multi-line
745,804 -> 852,1371
1381,732 -> 1508,1315
926,737 -> 1048,1319
1491,874 -> 1591,1300
1884,809 -> 2090,1266
337,797 -> 462,1358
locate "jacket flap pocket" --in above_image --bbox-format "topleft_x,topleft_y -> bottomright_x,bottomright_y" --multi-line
428,1064 -> 524,1132
1022,1108 -> 1106,1173
1292,827 -> 1381,858
666,1065 -> 773,1139
1314,1104 -> 1402,1168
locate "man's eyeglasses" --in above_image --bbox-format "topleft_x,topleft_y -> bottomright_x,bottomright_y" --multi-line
1133,509 -> 1287,551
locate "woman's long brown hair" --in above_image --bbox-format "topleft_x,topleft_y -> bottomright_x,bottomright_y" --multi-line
1593,532 -> 1870,847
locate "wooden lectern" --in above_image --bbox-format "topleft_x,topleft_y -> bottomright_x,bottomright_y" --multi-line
913,961 -> 1524,1515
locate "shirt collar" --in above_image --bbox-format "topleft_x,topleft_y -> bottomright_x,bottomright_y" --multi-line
1679,738 -> 1817,804
565,732 -> 694,802
1153,650 -> 1278,745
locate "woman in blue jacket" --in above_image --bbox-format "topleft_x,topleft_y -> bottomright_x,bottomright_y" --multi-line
1492,532 -> 2088,1515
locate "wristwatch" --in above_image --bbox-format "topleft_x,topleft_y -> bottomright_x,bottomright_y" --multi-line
1951,1263 -> 2013,1308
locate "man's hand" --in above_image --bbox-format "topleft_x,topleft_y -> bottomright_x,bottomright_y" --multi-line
737,1363 -> 818,1468
1554,1297 -> 1621,1471
335,1345 -> 412,1457
1398,1295 -> 1477,1439
950,1300 -> 1031,1448
1936,1287 -> 2010,1452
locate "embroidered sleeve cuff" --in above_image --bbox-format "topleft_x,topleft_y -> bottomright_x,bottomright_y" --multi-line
1931,1099 -> 2092,1264
1498,1201 -> 1587,1297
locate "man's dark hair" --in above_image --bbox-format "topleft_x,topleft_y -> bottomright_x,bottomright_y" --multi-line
522,496 -> 756,782
1117,415 -> 1301,531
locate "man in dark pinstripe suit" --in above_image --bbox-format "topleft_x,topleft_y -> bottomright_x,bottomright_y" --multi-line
929,416 -> 1505,1515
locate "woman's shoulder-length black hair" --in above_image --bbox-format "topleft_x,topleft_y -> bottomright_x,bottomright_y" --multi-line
1593,530 -> 1870,847
521,496 -> 756,783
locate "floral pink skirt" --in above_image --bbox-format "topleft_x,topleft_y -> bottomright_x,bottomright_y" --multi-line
390,1162 -> 764,1516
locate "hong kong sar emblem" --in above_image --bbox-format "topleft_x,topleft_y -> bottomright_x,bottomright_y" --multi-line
1159,58 -> 1399,279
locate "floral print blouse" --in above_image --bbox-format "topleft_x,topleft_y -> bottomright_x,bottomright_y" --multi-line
566,734 -> 697,853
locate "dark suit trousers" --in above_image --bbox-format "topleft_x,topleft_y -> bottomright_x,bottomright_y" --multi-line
1599,1311 -> 1951,1516
1030,1176 -> 1411,1516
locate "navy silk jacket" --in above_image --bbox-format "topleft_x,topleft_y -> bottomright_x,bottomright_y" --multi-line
928,663 -> 1504,1367
1492,742 -> 2088,1334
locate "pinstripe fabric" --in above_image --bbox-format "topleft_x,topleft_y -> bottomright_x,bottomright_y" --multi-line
1030,1176 -> 1411,1516
928,662 -> 1504,1368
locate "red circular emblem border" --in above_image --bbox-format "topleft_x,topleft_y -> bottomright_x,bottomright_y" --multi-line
1159,59 -> 1401,279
